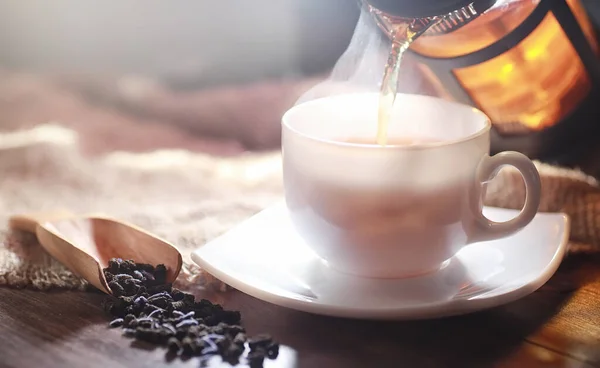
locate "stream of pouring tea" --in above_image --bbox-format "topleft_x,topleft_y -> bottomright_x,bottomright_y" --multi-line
376,22 -> 434,146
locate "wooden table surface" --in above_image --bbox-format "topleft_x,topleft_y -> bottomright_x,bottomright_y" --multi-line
1,253 -> 600,368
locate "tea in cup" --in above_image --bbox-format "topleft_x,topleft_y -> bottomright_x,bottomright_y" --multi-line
282,93 -> 541,278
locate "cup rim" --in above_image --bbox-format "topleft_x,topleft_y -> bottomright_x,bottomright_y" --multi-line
282,92 -> 492,150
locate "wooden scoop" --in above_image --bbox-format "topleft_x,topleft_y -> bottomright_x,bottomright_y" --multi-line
9,211 -> 183,295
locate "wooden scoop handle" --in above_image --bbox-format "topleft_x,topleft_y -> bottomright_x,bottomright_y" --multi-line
9,210 -> 113,295
9,210 -> 76,233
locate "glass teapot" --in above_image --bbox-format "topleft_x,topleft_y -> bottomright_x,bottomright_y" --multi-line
361,0 -> 600,173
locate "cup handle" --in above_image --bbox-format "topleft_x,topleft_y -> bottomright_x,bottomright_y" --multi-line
469,151 -> 541,243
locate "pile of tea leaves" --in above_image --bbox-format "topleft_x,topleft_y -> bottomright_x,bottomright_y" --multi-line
100,258 -> 278,367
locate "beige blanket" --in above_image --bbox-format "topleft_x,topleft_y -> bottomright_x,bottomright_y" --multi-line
0,124 -> 283,290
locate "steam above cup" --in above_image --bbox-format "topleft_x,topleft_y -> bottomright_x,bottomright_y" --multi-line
281,93 -> 541,279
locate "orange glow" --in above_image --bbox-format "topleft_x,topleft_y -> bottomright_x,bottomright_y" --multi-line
410,0 -> 599,134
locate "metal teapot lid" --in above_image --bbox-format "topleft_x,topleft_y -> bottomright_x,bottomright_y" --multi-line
365,0 -> 496,19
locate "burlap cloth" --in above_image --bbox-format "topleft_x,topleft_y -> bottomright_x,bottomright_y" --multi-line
0,124 -> 283,291
0,123 -> 598,292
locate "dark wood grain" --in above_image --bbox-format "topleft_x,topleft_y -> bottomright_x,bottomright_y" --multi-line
1,254 -> 600,368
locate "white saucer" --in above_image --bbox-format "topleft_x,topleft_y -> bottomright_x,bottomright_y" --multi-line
191,202 -> 569,320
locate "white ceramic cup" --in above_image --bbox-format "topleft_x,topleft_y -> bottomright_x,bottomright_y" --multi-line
282,93 -> 541,279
